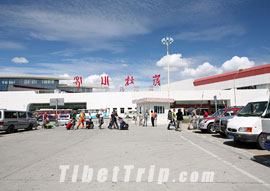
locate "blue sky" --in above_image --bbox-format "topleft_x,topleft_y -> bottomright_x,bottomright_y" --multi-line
0,0 -> 270,91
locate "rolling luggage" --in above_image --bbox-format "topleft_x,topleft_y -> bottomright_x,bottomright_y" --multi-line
86,120 -> 94,129
66,122 -> 72,130
108,121 -> 113,129
120,121 -> 129,130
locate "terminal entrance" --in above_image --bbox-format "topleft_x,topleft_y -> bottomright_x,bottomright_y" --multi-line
28,102 -> 87,112
173,100 -> 230,115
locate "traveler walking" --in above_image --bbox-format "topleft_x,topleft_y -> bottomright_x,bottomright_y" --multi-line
154,111 -> 158,126
176,109 -> 184,131
167,110 -> 172,130
76,111 -> 86,129
151,110 -> 155,127
42,112 -> 49,128
111,110 -> 119,129
143,109 -> 149,126
168,109 -> 176,130
71,110 -> 77,130
97,113 -> 104,129
188,108 -> 197,130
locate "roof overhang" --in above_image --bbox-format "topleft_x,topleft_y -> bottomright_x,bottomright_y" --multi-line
0,75 -> 72,80
132,98 -> 175,104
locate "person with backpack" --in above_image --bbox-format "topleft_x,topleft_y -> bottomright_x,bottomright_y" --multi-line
176,109 -> 184,131
151,110 -> 155,127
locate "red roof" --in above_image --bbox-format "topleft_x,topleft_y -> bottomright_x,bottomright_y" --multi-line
193,64 -> 270,86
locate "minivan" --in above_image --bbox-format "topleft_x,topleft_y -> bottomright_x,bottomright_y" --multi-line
226,98 -> 268,149
0,109 -> 38,133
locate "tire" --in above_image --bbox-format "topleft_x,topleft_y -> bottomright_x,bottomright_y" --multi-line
207,123 -> 215,133
6,125 -> 15,134
257,134 -> 265,150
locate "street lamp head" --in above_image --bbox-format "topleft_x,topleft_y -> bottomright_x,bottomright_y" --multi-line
161,37 -> 174,45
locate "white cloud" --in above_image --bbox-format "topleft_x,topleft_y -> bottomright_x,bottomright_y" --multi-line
221,56 -> 255,72
156,54 -> 193,71
181,62 -> 220,78
84,74 -> 103,85
175,26 -> 245,41
0,41 -> 25,50
180,56 -> 256,78
11,57 -> 29,64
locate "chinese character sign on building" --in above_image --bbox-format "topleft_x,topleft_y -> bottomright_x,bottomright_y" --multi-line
153,74 -> 160,86
101,76 -> 109,86
125,76 -> 134,86
73,76 -> 83,91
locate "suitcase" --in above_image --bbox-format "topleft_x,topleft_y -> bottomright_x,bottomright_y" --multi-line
66,122 -> 72,130
108,121 -> 113,129
120,122 -> 129,130
86,121 -> 94,129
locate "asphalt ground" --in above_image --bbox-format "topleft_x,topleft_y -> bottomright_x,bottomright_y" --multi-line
0,121 -> 270,191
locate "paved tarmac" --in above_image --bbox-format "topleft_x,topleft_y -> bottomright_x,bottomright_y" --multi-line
0,122 -> 270,191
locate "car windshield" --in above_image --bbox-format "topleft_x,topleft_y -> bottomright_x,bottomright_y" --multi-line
60,115 -> 69,118
212,109 -> 225,117
238,101 -> 267,117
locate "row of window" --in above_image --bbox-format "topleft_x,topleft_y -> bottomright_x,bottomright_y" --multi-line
4,111 -> 33,119
0,79 -> 56,85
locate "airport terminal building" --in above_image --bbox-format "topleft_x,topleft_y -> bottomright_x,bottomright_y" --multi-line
0,64 -> 269,124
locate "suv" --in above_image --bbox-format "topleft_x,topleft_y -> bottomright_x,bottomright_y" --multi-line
199,107 -> 242,133
0,110 -> 38,133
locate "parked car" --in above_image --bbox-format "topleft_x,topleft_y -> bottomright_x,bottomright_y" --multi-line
124,110 -> 137,119
0,109 -> 38,133
58,113 -> 71,126
214,108 -> 242,136
226,99 -> 268,149
199,107 -> 242,133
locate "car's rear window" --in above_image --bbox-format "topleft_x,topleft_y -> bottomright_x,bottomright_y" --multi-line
0,111 -> 2,119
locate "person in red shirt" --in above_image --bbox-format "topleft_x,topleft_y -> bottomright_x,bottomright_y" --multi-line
203,110 -> 209,118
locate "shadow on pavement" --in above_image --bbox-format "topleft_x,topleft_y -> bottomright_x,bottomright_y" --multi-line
251,155 -> 270,167
212,134 -> 228,139
223,140 -> 259,150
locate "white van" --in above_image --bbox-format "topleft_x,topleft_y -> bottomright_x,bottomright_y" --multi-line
226,98 -> 268,149
0,110 -> 38,133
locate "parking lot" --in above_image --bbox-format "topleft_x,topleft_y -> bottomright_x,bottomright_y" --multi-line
0,122 -> 270,191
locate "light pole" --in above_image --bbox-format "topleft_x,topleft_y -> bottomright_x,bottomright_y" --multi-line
161,37 -> 174,105
233,69 -> 243,106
